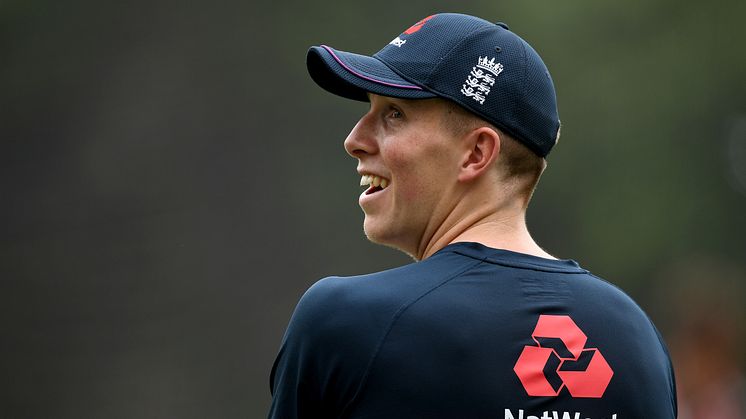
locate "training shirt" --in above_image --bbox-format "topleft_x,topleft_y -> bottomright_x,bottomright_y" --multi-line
268,242 -> 677,418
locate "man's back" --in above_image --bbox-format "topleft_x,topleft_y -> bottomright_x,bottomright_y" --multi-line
269,242 -> 677,418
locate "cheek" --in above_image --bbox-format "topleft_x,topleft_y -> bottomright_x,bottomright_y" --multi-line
383,132 -> 457,202
389,154 -> 448,203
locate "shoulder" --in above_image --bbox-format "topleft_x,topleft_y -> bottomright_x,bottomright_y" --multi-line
292,271 -> 404,324
579,272 -> 661,327
268,258 -> 480,416
569,272 -> 677,412
268,275 -> 396,415
297,249 -> 484,319
283,276 -> 376,348
285,250 -> 485,349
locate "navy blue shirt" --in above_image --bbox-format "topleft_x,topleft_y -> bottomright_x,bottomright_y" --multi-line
269,242 -> 677,418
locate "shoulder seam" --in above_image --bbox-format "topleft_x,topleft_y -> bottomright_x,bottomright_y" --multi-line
452,249 -> 588,274
340,257 -> 486,416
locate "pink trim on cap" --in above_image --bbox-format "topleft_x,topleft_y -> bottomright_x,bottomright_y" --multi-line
321,45 -> 423,90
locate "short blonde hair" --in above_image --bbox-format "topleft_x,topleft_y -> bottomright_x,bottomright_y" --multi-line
441,100 -> 547,206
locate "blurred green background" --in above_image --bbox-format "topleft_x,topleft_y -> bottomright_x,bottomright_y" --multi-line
2,0 -> 745,418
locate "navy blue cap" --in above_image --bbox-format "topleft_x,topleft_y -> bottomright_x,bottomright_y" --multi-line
307,13 -> 560,157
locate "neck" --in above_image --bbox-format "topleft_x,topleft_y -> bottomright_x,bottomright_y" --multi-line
449,217 -> 556,260
416,187 -> 555,261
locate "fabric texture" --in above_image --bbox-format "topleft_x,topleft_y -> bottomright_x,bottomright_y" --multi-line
268,242 -> 677,418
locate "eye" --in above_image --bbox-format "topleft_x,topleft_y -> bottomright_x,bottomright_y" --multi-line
388,107 -> 403,119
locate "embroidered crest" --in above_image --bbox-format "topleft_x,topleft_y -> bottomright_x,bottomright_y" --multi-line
461,56 -> 504,105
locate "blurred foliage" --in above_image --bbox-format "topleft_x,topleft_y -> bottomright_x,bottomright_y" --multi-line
1,0 -> 744,418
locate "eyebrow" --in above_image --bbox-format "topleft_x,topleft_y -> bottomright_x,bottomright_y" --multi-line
369,94 -> 409,108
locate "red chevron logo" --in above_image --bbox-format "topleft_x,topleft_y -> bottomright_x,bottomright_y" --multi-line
513,315 -> 614,398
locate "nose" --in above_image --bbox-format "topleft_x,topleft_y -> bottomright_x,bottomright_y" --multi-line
344,112 -> 378,159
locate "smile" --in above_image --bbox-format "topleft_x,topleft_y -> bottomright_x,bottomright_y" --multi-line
360,174 -> 390,195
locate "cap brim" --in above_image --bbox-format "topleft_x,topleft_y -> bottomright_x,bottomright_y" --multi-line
306,45 -> 437,102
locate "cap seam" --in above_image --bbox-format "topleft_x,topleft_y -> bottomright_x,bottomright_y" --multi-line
322,45 -> 424,90
423,24 -> 494,84
511,39 -> 537,155
416,85 -> 524,144
371,54 -> 424,90
374,24 -> 494,92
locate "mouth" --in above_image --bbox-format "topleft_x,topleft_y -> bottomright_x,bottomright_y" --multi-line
360,174 -> 390,195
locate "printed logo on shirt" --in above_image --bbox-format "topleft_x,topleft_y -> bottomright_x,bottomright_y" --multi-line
504,409 -> 618,419
513,315 -> 614,398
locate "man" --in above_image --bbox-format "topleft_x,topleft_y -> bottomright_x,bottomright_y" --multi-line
269,13 -> 677,418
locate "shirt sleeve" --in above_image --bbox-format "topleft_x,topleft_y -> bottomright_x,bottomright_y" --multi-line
267,277 -> 376,419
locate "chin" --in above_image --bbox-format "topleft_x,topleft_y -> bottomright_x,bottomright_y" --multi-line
363,220 -> 418,259
362,219 -> 387,246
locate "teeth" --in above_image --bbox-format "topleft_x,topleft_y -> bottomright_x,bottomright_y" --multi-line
359,174 -> 390,189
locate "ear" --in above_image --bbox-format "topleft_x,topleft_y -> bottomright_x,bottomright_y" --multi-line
457,127 -> 500,182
